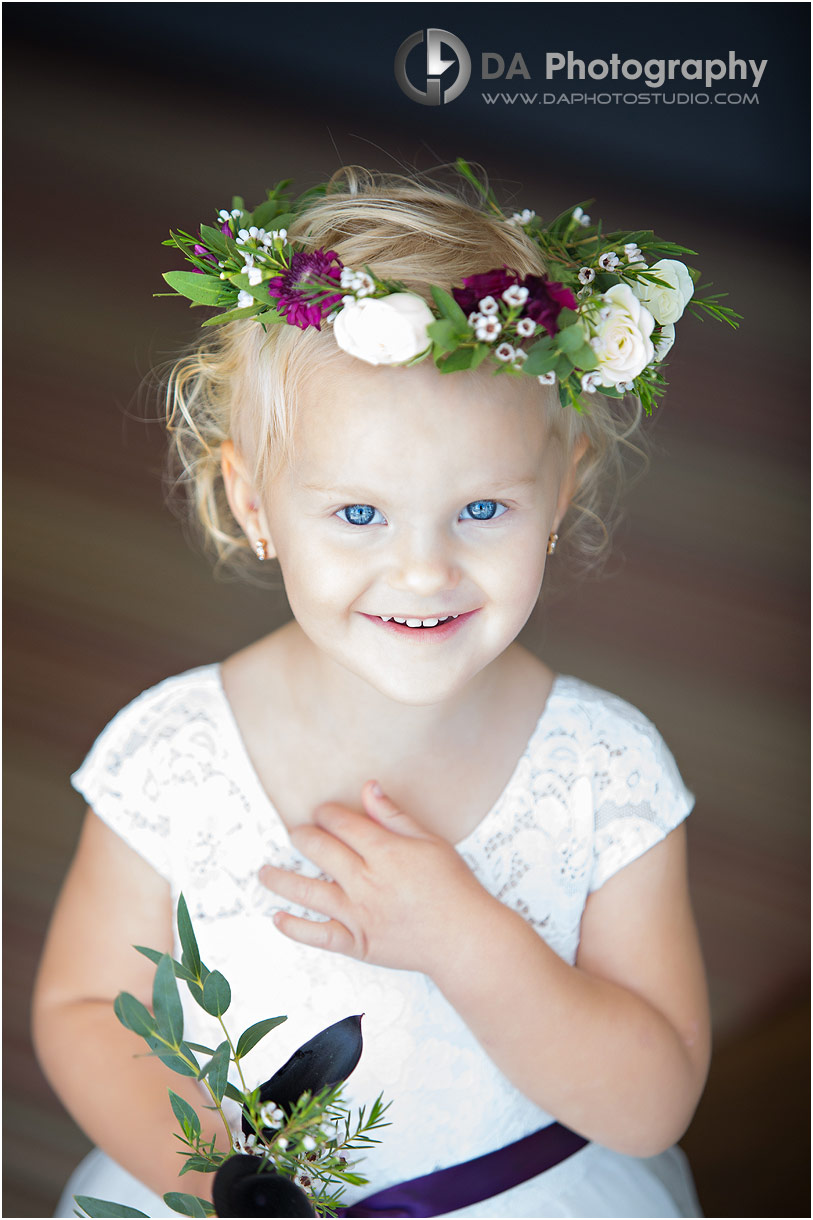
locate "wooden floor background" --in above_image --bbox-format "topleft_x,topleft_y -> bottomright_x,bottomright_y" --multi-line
4,38 -> 809,1220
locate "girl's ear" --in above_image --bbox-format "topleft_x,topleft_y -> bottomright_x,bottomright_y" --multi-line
221,441 -> 277,560
553,434 -> 589,531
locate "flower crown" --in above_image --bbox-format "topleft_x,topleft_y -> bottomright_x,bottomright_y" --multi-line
161,160 -> 739,413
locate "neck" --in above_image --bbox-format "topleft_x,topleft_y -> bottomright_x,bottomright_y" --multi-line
281,621 -> 517,760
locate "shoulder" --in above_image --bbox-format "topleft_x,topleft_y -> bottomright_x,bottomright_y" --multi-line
533,675 -> 695,892
71,663 -> 231,799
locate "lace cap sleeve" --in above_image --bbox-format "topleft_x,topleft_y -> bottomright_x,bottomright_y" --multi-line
70,668 -> 219,881
585,690 -> 695,893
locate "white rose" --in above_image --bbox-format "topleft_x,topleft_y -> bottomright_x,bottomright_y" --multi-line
333,293 -> 433,366
592,283 -> 655,386
632,258 -> 694,324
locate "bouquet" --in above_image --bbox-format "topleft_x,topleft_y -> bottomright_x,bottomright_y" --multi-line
73,896 -> 390,1218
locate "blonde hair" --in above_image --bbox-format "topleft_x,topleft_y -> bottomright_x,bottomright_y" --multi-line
165,166 -> 645,579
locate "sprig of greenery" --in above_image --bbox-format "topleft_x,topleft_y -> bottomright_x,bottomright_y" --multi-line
74,896 -> 389,1219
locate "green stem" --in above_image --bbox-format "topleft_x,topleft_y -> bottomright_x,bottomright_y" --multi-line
216,1015 -> 249,1093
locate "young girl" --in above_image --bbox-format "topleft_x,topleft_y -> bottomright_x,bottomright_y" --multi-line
34,165 -> 715,1218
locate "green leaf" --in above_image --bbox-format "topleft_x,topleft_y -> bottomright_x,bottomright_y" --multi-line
439,346 -> 479,372
201,970 -> 231,1018
135,947 -> 198,985
557,324 -> 589,357
226,273 -> 285,315
113,993 -> 157,1039
73,1198 -> 149,1218
169,1090 -> 201,1139
185,1041 -> 217,1055
554,307 -> 580,329
522,338 -> 558,377
223,1081 -> 246,1104
427,318 -> 461,353
145,1036 -> 200,1078
179,1155 -> 222,1176
198,1041 -> 230,1104
153,954 -> 184,1045
162,1192 -> 211,1217
201,303 -> 268,327
429,285 -> 468,330
162,271 -> 228,306
177,895 -> 201,979
197,225 -> 230,260
235,1015 -> 287,1060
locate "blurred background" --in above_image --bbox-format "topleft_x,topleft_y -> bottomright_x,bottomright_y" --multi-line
4,3 -> 809,1217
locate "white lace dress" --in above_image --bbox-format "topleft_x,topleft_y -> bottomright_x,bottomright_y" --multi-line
57,665 -> 702,1218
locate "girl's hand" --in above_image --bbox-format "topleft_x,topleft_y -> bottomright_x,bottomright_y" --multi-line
259,782 -> 493,975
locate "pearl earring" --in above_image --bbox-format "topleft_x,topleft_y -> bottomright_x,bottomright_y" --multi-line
255,538 -> 269,562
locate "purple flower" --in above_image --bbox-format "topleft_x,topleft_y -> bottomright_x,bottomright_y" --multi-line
522,277 -> 577,337
452,268 -> 517,315
267,249 -> 343,330
190,241 -> 219,274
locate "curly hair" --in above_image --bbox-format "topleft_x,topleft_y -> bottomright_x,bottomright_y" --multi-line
164,166 -> 645,580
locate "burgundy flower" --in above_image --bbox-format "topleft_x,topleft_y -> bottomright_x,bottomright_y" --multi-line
452,267 -> 518,315
267,249 -> 343,330
522,276 -> 577,337
190,241 -> 219,274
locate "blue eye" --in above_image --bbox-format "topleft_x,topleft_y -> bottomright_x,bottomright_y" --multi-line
337,504 -> 385,526
460,500 -> 508,521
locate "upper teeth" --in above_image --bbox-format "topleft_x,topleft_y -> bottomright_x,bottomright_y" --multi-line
380,615 -> 459,627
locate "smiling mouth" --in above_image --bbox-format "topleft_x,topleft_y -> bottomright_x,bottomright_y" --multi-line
377,614 -> 460,629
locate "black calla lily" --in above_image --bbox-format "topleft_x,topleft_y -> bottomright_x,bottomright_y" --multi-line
212,1154 -> 315,1217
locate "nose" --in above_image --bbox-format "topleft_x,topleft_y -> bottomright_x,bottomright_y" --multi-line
387,525 -> 461,597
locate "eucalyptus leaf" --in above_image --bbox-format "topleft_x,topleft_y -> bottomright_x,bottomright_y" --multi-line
153,954 -> 184,1045
554,307 -> 580,329
223,1081 -> 245,1105
201,304 -> 267,327
199,1041 -> 230,1104
145,1035 -> 200,1078
169,1090 -> 201,1139
113,992 -> 157,1039
135,946 -> 198,985
162,271 -> 228,306
73,1197 -> 149,1218
177,895 -> 201,979
234,1015 -> 287,1060
426,318 -> 461,353
438,346 -> 477,372
522,346 -> 559,377
162,1193 -> 211,1217
202,970 -> 231,1018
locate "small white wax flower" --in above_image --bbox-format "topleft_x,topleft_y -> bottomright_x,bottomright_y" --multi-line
333,292 -> 434,366
502,285 -> 529,307
512,349 -> 528,367
230,208 -> 242,218
573,207 -> 591,227
581,371 -> 602,393
270,228 -> 287,242
276,1137 -> 289,1150
468,311 -> 482,327
616,380 -> 636,392
237,290 -> 254,309
510,208 -> 535,225
302,1135 -> 317,1152
625,243 -> 644,263
218,209 -> 231,221
478,296 -> 499,315
578,267 -> 596,285
475,316 -> 502,342
495,342 -> 515,362
630,259 -> 694,324
516,317 -> 536,338
598,252 -> 620,272
340,267 -> 357,288
247,267 -> 263,287
537,371 -> 556,385
354,271 -> 375,298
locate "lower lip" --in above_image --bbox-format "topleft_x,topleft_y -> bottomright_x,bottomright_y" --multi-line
361,610 -> 478,641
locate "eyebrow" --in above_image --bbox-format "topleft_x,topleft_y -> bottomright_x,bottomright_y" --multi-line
302,474 -> 539,497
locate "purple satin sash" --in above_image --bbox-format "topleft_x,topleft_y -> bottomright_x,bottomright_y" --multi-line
338,1121 -> 589,1217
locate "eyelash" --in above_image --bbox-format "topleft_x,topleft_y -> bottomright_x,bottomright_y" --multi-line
336,500 -> 509,526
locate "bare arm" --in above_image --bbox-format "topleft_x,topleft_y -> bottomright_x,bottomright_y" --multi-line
32,809 -> 220,1203
261,783 -> 710,1158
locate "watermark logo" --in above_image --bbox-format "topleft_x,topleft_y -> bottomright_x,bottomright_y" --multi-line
394,28 -> 471,105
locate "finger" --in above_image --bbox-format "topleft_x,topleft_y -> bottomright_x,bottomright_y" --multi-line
272,910 -> 360,958
360,781 -> 428,838
259,863 -> 347,923
289,820 -> 364,880
311,801 -> 391,856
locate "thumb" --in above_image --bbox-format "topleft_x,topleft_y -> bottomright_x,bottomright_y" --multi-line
362,781 -> 424,837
